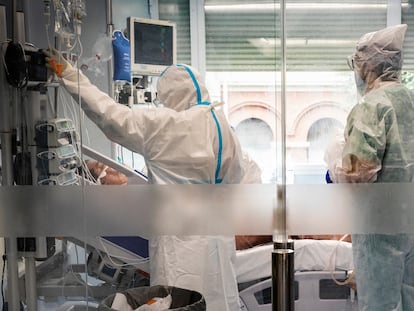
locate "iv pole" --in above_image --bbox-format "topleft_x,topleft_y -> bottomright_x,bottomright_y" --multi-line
0,1 -> 22,309
272,0 -> 295,310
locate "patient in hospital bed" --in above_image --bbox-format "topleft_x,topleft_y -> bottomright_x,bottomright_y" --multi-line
85,162 -> 354,281
236,234 -> 351,250
235,235 -> 273,250
86,160 -> 128,185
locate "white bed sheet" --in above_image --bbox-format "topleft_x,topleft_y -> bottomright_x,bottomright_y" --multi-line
235,239 -> 353,284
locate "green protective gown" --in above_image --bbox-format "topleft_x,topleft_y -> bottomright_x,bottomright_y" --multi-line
346,83 -> 414,311
326,24 -> 414,311
342,83 -> 414,183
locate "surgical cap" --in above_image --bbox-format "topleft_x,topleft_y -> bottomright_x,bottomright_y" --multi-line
353,24 -> 407,81
156,65 -> 211,112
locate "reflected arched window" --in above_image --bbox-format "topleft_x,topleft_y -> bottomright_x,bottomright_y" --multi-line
235,118 -> 273,149
235,118 -> 275,183
307,118 -> 343,162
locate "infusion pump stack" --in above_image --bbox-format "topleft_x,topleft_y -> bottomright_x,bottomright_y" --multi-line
125,17 -> 177,106
0,8 -> 81,260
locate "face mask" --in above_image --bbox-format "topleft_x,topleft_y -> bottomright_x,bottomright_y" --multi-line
354,71 -> 366,97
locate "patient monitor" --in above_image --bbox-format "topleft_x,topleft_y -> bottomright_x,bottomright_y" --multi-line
127,17 -> 177,77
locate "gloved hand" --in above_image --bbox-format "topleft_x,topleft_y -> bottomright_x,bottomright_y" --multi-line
324,135 -> 345,184
325,170 -> 333,183
43,48 -> 73,77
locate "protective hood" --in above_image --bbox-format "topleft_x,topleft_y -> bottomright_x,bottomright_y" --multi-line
353,24 -> 407,88
156,64 -> 211,112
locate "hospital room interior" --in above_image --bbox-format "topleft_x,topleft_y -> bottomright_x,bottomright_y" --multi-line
1,0 -> 414,310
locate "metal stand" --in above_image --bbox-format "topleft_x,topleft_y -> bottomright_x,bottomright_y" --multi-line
272,241 -> 294,311
1,5 -> 22,311
24,257 -> 37,311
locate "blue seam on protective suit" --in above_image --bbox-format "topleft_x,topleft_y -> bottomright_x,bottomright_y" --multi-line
194,103 -> 223,183
175,64 -> 224,183
177,64 -> 202,104
210,110 -> 223,184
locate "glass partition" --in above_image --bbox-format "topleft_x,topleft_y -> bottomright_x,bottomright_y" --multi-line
203,0 -> 414,310
1,1 -> 414,311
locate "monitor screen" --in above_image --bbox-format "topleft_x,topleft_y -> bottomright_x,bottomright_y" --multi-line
128,17 -> 176,76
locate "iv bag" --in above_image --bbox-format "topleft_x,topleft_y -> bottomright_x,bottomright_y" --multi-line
112,30 -> 131,82
79,33 -> 112,76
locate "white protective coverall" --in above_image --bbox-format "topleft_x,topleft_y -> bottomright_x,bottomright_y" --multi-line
48,56 -> 262,310
325,24 -> 414,310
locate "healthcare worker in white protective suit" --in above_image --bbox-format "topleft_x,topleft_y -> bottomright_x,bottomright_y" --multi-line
325,24 -> 414,310
45,49 -> 262,310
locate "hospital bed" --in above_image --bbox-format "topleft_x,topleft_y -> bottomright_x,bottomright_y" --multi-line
33,237 -> 356,310
236,239 -> 357,311
77,149 -> 357,310
80,237 -> 356,310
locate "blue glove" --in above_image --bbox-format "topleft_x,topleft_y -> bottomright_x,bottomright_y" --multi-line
325,170 -> 333,183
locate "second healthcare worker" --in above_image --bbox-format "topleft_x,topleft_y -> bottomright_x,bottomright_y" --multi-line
326,24 -> 414,310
